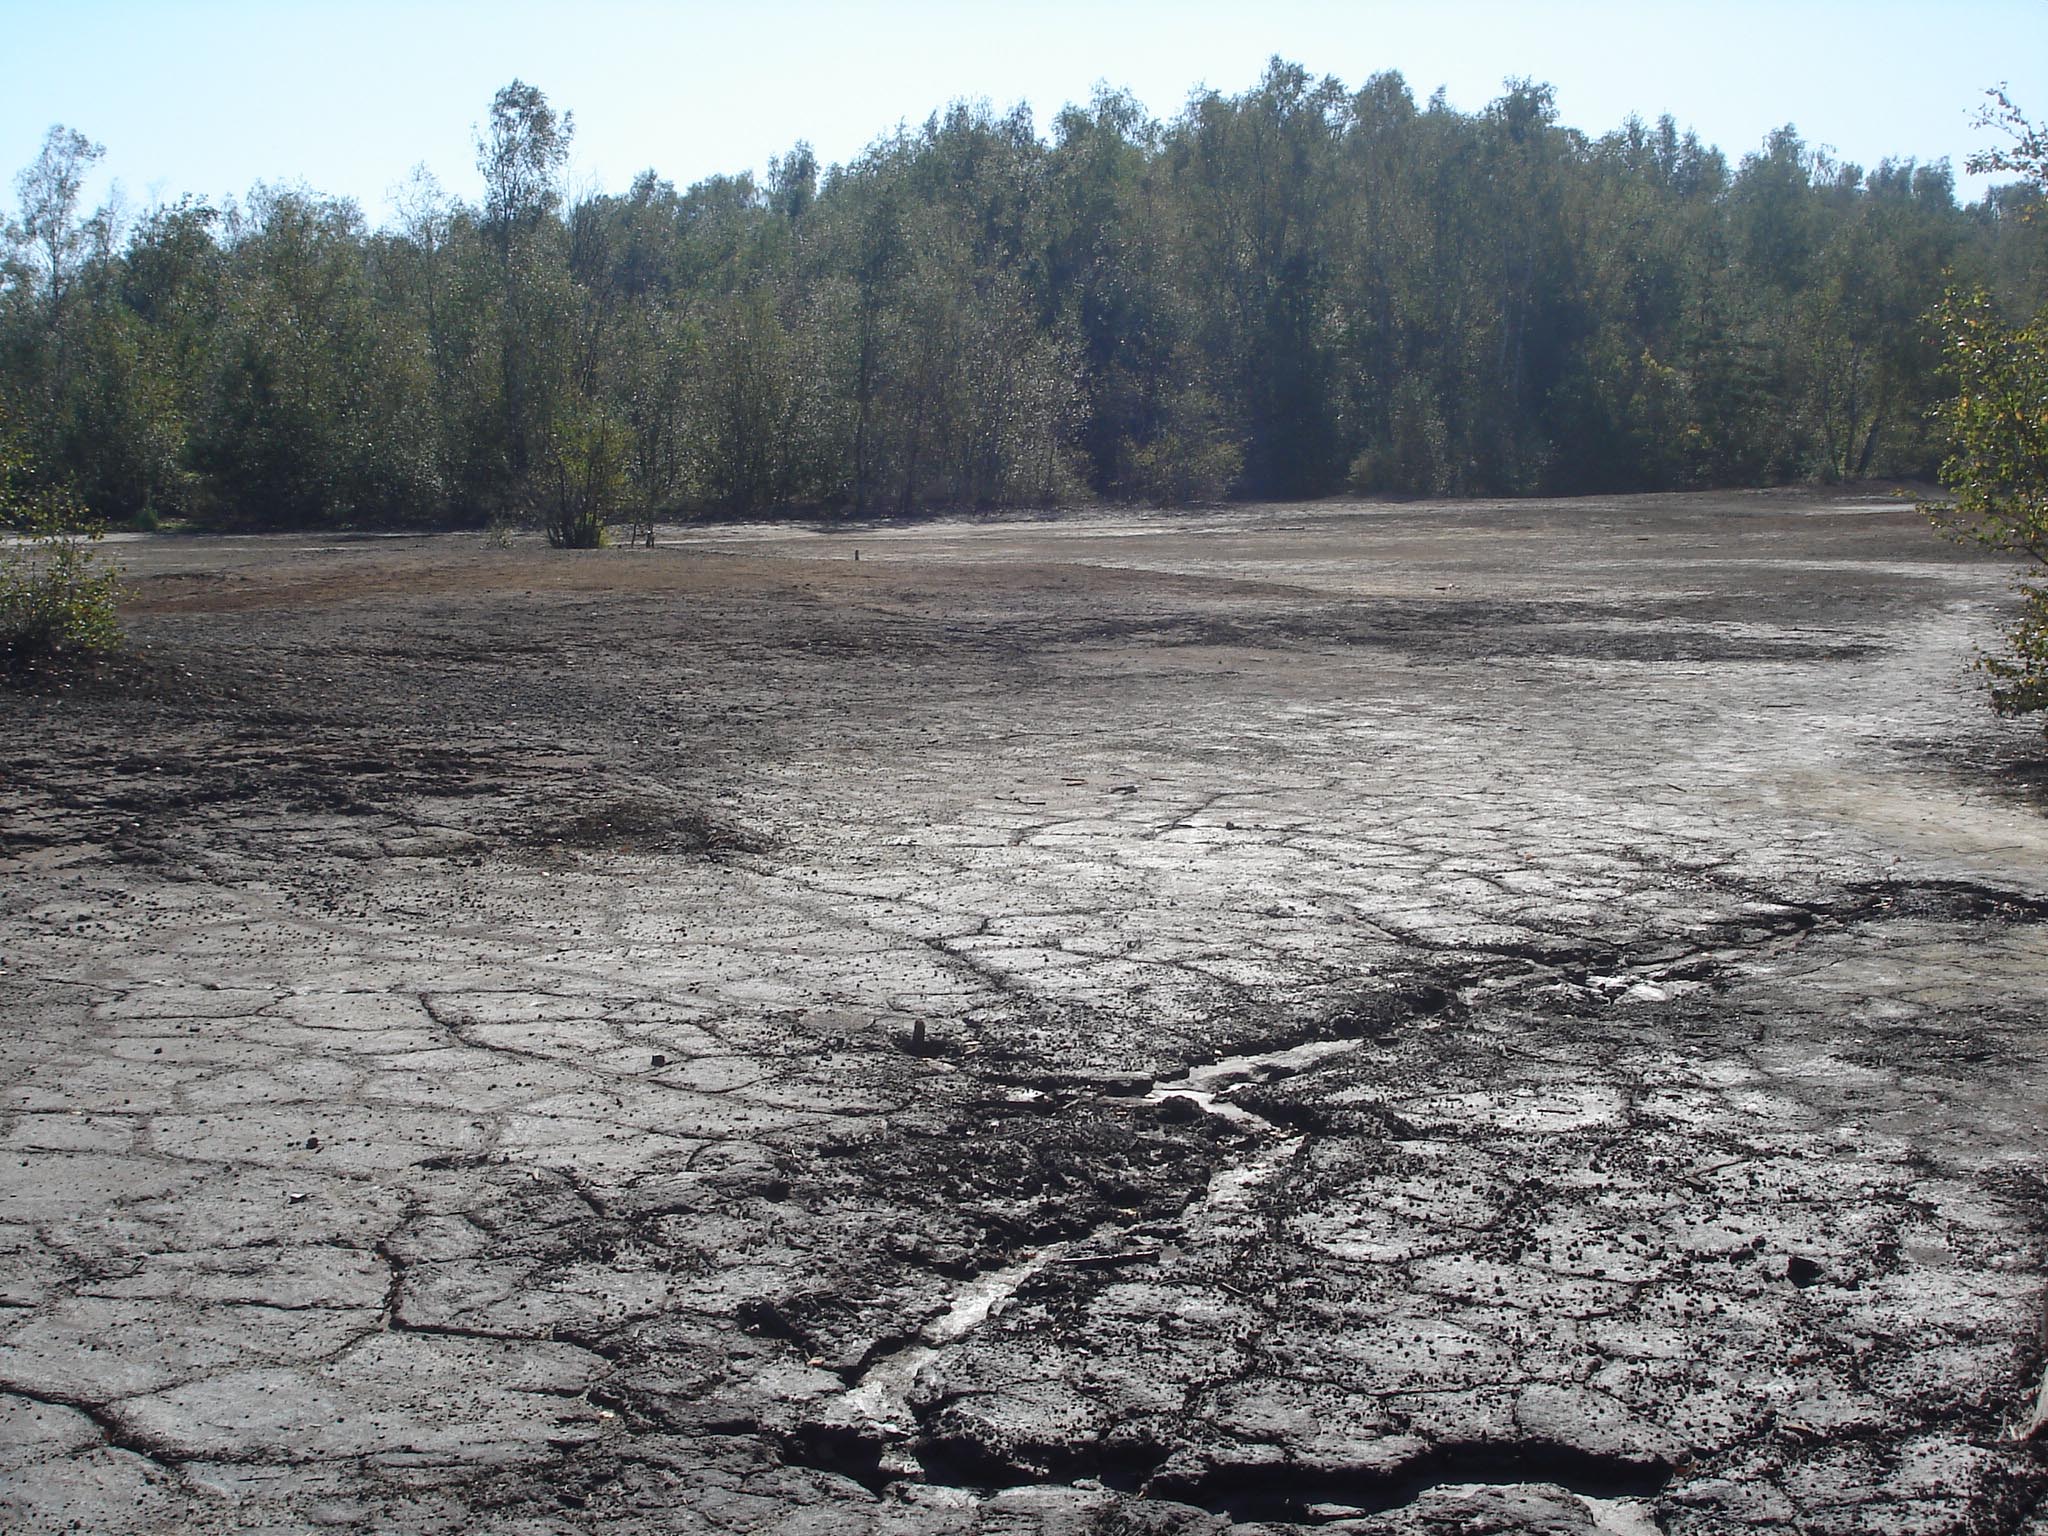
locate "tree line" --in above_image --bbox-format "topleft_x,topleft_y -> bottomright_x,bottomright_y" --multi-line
4,61 -> 2045,534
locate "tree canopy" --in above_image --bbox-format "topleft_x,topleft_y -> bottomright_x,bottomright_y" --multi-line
3,63 -> 2042,530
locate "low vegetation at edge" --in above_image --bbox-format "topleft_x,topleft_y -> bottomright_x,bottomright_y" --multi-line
0,419 -> 121,677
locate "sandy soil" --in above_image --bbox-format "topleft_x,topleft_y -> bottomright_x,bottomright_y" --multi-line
5,489 -> 2048,1534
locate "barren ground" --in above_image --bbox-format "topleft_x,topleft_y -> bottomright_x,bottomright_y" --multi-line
5,490 -> 2048,1534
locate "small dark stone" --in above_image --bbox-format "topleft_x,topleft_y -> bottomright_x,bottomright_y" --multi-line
651,1054 -> 668,1068
1786,1254 -> 1824,1287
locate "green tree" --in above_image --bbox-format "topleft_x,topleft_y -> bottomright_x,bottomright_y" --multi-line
477,80 -> 574,514
1931,289 -> 2048,717
1167,60 -> 1349,498
8,126 -> 106,333
1802,160 -> 1960,482
1930,91 -> 2048,724
0,60 -> 2033,528
189,186 -> 439,525
696,285 -> 798,512
2,126 -> 120,496
615,299 -> 700,541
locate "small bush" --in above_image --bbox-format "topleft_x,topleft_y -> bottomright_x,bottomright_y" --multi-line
1,423 -> 123,673
1125,431 -> 1242,506
0,510 -> 123,671
546,506 -> 609,550
542,410 -> 626,549
1979,581 -> 2048,720
1926,288 -> 2048,730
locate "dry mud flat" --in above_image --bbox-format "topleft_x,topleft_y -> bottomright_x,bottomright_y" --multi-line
4,490 -> 2048,1534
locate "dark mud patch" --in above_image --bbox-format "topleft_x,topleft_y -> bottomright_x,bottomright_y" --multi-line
516,797 -> 769,858
0,732 -> 503,866
2,735 -> 495,809
1894,729 -> 2048,813
1137,1439 -> 1672,1522
1297,975 -> 1465,1042
1838,877 -> 2048,926
816,1099 -> 1225,1260
0,641 -> 247,705
1072,597 -> 1884,663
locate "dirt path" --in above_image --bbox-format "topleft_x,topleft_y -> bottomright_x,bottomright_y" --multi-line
4,491 -> 2047,1533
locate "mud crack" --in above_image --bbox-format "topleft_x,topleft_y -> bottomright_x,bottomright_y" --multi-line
748,873 -> 2048,1521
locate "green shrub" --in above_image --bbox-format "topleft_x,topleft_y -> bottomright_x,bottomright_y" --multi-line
1125,431 -> 1242,506
1979,582 -> 2048,719
0,424 -> 123,671
1927,289 -> 2048,727
1929,97 -> 2048,731
542,409 -> 625,548
0,510 -> 123,670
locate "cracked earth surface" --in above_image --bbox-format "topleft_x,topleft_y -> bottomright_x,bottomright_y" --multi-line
4,490 -> 2048,1533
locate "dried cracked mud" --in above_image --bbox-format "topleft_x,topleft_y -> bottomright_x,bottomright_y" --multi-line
5,490 -> 2048,1534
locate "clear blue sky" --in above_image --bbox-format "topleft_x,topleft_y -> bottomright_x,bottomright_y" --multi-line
4,0 -> 2044,225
